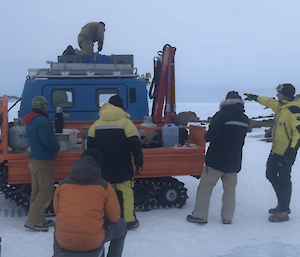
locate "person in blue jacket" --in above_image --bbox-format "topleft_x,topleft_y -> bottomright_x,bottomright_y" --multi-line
23,96 -> 60,232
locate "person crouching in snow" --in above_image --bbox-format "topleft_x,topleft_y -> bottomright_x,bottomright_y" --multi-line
186,91 -> 249,225
53,148 -> 127,256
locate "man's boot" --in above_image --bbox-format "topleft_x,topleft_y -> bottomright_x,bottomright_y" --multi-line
269,211 -> 289,222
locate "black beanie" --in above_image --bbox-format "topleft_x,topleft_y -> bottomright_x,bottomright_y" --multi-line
82,148 -> 102,167
276,84 -> 295,99
109,95 -> 124,109
226,91 -> 242,100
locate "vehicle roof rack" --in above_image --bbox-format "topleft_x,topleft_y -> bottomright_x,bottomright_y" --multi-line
28,63 -> 138,79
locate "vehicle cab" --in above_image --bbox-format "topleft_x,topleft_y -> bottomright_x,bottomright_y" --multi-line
19,54 -> 149,122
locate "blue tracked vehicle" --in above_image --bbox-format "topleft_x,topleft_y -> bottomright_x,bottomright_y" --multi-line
0,49 -> 205,216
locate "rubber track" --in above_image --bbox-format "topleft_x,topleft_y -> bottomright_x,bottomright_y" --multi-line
1,166 -> 188,214
0,166 -> 30,213
134,177 -> 187,211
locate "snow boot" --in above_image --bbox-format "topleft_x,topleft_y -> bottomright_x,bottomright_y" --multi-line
43,219 -> 54,227
24,224 -> 48,232
127,220 -> 140,229
269,205 -> 291,215
186,215 -> 207,224
222,219 -> 231,225
269,212 -> 289,222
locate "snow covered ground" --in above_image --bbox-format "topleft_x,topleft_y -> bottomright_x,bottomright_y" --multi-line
2,101 -> 300,257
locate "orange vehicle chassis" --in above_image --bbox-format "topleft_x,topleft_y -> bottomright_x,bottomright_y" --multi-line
0,95 -> 206,185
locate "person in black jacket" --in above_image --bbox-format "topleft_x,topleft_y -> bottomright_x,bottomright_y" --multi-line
186,91 -> 249,224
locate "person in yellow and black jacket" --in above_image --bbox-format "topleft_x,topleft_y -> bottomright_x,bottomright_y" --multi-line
245,83 -> 300,222
87,95 -> 143,229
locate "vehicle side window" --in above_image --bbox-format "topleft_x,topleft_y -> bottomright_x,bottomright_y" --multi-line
52,90 -> 74,108
97,89 -> 119,107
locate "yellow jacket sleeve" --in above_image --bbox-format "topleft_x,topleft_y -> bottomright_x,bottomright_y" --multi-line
257,96 -> 280,113
124,120 -> 141,138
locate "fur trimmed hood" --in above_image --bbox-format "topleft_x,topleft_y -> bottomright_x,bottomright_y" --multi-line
219,98 -> 244,111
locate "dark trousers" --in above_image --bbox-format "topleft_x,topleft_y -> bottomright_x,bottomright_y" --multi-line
266,153 -> 292,212
54,218 -> 127,257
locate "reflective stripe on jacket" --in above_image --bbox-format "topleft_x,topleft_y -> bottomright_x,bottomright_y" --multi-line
88,103 -> 143,183
204,98 -> 249,173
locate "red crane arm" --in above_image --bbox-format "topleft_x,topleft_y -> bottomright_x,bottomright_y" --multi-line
151,44 -> 176,124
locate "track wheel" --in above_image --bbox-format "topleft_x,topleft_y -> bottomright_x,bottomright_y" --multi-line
9,183 -> 26,194
133,183 -> 149,208
160,185 -> 179,207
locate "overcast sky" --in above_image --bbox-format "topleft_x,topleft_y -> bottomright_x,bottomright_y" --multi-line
1,0 -> 300,102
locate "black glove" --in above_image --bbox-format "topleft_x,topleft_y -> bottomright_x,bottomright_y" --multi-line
135,166 -> 143,175
284,147 -> 297,163
244,93 -> 258,101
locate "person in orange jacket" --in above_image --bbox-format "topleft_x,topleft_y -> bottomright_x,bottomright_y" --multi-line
53,148 -> 127,256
